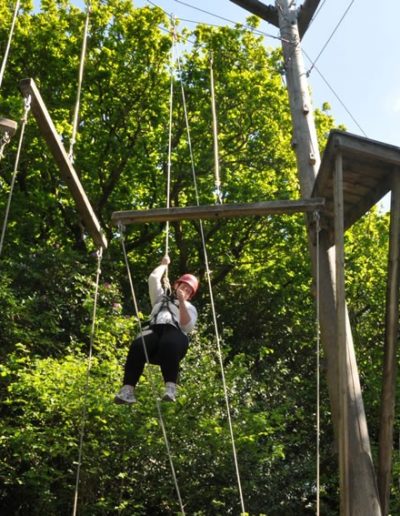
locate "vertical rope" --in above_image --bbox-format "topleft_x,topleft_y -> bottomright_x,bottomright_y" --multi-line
209,53 -> 222,204
164,21 -> 177,266
177,53 -> 246,514
118,225 -> 185,515
0,0 -> 20,89
0,95 -> 31,258
68,1 -> 91,163
72,247 -> 103,516
314,210 -> 321,516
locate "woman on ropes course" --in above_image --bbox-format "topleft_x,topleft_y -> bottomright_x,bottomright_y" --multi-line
114,255 -> 199,404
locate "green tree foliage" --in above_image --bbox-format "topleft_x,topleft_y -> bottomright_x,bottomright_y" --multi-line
0,0 -> 397,514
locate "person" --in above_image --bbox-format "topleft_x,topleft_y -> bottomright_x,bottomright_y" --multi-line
114,255 -> 198,404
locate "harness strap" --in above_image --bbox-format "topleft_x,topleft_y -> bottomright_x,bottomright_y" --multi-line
151,293 -> 180,328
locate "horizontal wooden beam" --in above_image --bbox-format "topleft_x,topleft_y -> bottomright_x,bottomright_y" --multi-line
19,78 -> 108,250
112,198 -> 325,225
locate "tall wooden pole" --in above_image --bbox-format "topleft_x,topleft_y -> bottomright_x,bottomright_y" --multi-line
378,170 -> 400,515
273,1 -> 381,513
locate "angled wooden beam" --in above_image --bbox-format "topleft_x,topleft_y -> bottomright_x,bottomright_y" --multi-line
19,78 -> 108,250
229,0 -> 279,28
297,0 -> 321,38
112,198 -> 325,225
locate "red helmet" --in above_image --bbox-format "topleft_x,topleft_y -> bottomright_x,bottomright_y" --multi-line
174,274 -> 199,299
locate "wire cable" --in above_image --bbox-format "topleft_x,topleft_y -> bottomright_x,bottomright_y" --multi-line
302,48 -> 367,137
306,0 -> 355,77
146,0 -> 286,42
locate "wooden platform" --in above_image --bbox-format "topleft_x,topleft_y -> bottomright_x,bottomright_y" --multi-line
312,130 -> 400,243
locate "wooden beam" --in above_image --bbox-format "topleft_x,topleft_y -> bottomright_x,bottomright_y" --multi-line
19,78 -> 108,250
378,170 -> 400,515
297,0 -> 321,38
111,198 -> 325,225
229,0 -> 279,28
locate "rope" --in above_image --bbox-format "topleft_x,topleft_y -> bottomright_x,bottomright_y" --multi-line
209,54 -> 222,204
163,20 -> 178,286
314,210 -> 321,516
118,223 -> 186,515
0,129 -> 12,161
176,52 -> 246,514
72,246 -> 103,516
0,94 -> 31,258
68,1 -> 91,163
0,0 -> 20,90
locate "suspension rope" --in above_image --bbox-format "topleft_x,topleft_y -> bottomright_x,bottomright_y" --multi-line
209,53 -> 222,204
163,20 -> 178,290
0,95 -> 31,258
0,0 -> 20,90
176,50 -> 246,514
72,246 -> 103,516
314,210 -> 321,516
68,1 -> 91,163
118,223 -> 186,515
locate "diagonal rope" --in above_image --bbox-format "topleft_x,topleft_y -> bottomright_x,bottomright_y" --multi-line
72,246 -> 103,516
68,1 -> 91,163
0,0 -> 20,90
176,49 -> 246,514
0,94 -> 31,258
118,224 -> 186,515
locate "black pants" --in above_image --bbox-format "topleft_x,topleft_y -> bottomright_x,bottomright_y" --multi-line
123,324 -> 189,386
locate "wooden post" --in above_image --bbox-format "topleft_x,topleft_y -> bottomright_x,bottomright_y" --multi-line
19,78 -> 107,250
334,152 -> 350,515
274,2 -> 382,514
378,170 -> 400,515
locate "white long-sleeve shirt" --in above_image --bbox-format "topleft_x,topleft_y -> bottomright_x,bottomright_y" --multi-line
148,264 -> 198,334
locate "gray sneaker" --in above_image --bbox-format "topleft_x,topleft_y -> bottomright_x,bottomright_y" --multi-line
114,385 -> 136,404
162,382 -> 177,402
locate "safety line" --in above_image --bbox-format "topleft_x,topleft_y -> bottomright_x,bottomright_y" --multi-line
72,247 -> 103,516
314,210 -> 321,516
118,225 -> 186,515
0,0 -> 20,90
69,1 -> 91,163
176,50 -> 246,514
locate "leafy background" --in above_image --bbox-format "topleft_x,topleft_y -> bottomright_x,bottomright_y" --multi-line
0,0 -> 398,514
